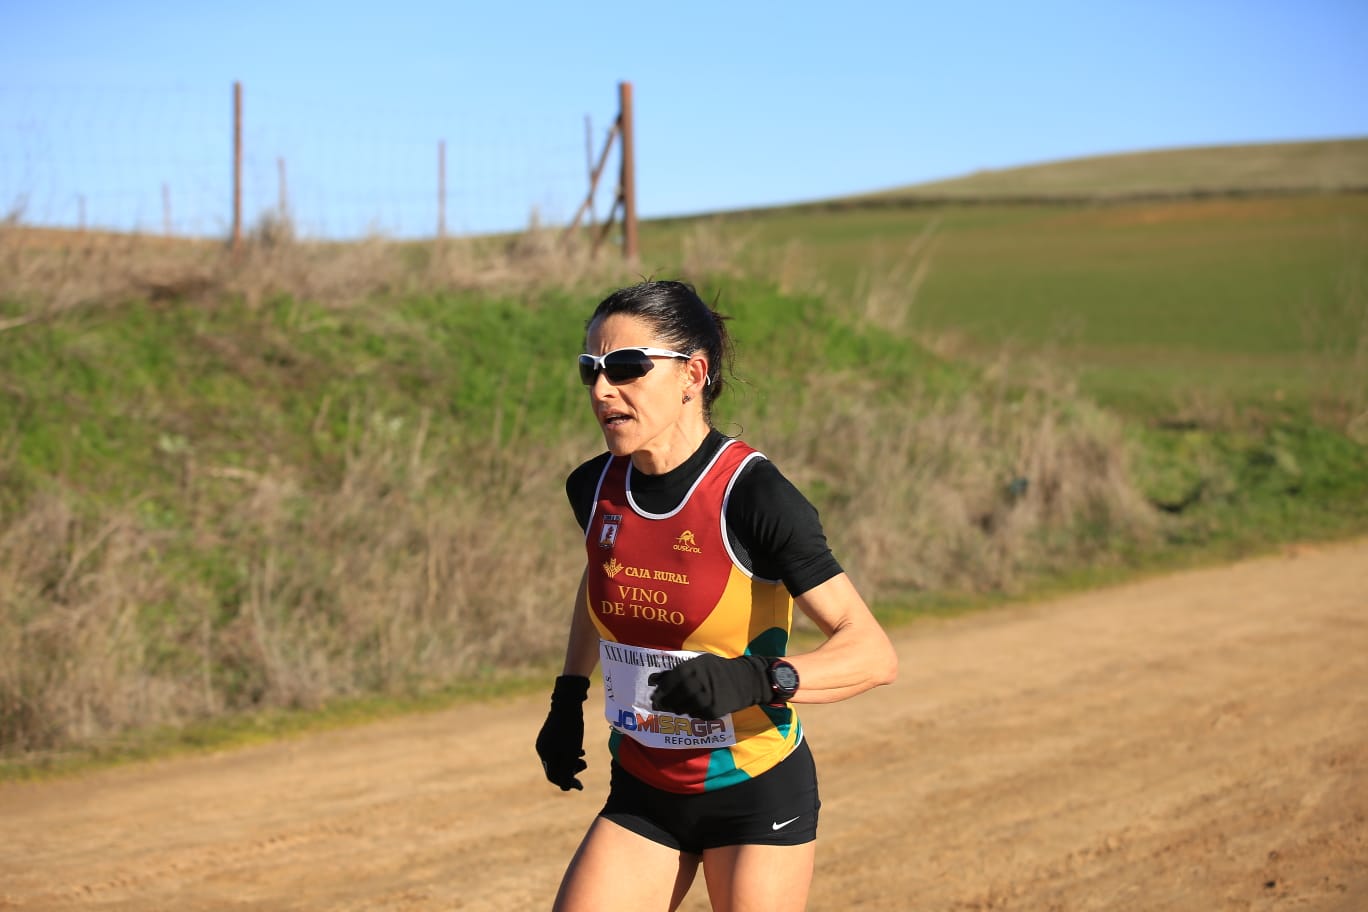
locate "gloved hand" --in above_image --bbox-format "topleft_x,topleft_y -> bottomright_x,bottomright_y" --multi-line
649,654 -> 770,719
535,675 -> 590,791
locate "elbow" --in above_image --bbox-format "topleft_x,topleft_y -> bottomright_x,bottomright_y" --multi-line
874,642 -> 899,687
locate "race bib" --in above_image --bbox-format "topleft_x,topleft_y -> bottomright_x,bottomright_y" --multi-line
599,641 -> 738,750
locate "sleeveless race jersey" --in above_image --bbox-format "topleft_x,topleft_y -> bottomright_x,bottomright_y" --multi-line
584,439 -> 802,794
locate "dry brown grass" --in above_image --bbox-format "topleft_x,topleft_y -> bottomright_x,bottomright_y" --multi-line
849,217 -> 940,332
0,403 -> 592,753
0,223 -> 634,320
678,218 -> 755,280
759,361 -> 1154,605
0,494 -> 174,748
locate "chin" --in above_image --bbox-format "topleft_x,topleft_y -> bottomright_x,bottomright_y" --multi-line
600,430 -> 635,457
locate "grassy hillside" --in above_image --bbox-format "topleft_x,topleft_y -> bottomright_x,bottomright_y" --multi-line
3,140 -> 1367,770
642,194 -> 1368,415
866,137 -> 1368,200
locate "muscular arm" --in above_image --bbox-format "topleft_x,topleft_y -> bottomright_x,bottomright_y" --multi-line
784,573 -> 898,704
561,569 -> 600,677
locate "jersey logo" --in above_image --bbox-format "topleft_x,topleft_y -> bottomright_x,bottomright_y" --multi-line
672,530 -> 702,554
603,557 -> 625,578
598,520 -> 620,549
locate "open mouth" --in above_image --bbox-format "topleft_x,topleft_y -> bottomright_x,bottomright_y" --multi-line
602,412 -> 632,429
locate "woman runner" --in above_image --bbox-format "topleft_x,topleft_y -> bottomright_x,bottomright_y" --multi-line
536,280 -> 898,911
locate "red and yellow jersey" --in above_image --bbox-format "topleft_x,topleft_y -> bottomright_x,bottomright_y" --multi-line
583,438 -> 801,793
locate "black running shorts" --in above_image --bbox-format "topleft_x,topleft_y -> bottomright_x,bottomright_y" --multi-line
599,739 -> 820,855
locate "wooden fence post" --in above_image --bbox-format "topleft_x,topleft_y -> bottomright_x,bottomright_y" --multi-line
232,81 -> 243,252
562,82 -> 638,259
563,123 -> 618,245
584,115 -> 597,229
277,156 -> 289,223
438,139 -> 447,240
618,81 -> 637,260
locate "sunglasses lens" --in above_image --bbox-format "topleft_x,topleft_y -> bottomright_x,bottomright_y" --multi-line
579,350 -> 655,385
604,350 -> 654,382
577,355 -> 598,385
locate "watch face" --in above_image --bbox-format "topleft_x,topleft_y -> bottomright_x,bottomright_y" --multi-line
772,664 -> 799,693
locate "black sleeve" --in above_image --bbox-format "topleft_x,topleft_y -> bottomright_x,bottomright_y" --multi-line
566,453 -> 611,531
725,459 -> 844,598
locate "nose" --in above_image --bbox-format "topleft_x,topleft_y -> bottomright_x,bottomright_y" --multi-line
589,370 -> 616,400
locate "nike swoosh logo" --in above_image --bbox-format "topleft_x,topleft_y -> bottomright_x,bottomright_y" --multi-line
771,816 -> 801,831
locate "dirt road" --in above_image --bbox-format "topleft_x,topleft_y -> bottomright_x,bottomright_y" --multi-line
3,539 -> 1365,911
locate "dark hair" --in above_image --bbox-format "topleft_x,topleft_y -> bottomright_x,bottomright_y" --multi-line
587,280 -> 733,418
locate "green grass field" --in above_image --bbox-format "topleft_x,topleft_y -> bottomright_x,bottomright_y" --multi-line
642,193 -> 1368,413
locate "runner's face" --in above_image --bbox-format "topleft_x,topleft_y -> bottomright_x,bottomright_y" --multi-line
584,314 -> 691,463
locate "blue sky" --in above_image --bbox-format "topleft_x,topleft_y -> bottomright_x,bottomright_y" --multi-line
3,0 -> 1365,237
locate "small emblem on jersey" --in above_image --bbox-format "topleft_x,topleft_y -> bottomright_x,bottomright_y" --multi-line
603,557 -> 625,578
598,520 -> 620,549
672,530 -> 702,554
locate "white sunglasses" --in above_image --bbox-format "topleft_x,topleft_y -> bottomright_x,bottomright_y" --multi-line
578,346 -> 691,385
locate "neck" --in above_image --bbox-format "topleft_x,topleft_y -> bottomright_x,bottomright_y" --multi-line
629,417 -> 712,475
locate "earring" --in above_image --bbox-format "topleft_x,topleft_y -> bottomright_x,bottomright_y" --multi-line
683,394 -> 693,404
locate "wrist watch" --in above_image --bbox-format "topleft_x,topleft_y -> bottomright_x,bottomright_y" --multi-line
766,659 -> 800,704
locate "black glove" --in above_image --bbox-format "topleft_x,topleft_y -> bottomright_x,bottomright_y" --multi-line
648,654 -> 771,719
535,675 -> 590,791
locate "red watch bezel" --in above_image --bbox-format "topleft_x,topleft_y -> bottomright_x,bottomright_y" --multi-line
767,658 -> 799,704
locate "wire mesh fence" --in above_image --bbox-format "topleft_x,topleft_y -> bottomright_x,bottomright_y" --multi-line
1,81 -> 609,240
